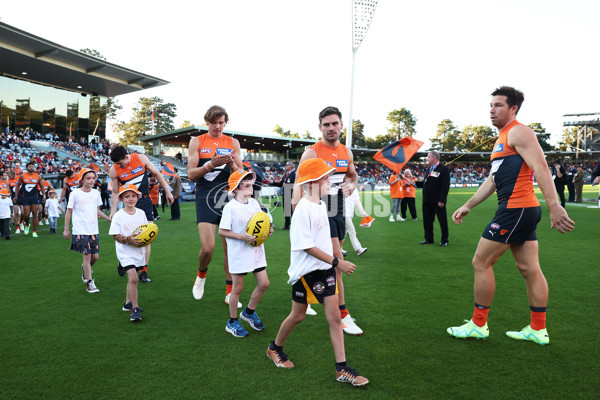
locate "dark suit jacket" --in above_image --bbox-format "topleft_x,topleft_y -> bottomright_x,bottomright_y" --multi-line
422,163 -> 450,205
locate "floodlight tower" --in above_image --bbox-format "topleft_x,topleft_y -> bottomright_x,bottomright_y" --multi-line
348,0 -> 378,149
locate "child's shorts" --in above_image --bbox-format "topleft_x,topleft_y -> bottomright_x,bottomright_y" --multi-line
69,234 -> 100,255
120,263 -> 145,273
292,267 -> 338,304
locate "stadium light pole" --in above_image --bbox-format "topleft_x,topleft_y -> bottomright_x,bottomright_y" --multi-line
348,0 -> 378,149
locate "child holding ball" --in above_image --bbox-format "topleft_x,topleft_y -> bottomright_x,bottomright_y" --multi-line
219,170 -> 272,337
108,184 -> 148,322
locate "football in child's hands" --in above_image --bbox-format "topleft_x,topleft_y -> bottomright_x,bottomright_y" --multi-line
245,212 -> 270,247
132,223 -> 159,247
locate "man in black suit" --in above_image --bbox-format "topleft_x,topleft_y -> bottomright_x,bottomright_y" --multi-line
272,161 -> 296,229
421,151 -> 450,246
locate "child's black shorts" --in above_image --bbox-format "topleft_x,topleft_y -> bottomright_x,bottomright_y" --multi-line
292,266 -> 338,304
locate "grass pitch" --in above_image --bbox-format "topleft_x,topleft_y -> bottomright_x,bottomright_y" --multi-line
0,186 -> 598,399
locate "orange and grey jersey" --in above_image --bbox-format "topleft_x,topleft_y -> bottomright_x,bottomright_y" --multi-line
113,153 -> 150,196
311,141 -> 350,215
195,134 -> 234,193
8,177 -> 19,196
490,120 -> 540,209
19,172 -> 42,197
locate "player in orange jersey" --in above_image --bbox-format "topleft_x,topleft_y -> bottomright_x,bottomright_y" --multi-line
448,86 -> 575,345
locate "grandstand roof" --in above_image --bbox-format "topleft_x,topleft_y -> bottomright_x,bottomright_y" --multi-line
0,21 -> 168,97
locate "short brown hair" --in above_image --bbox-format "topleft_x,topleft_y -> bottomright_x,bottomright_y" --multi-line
204,105 -> 229,124
318,106 -> 342,123
491,86 -> 524,114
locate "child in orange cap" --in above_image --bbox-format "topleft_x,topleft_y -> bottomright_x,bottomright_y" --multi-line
44,189 -> 63,234
219,170 -> 273,337
63,168 -> 111,293
108,184 -> 148,322
266,158 -> 369,387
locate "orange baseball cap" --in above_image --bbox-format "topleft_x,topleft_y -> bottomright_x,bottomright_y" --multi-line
296,158 -> 336,185
79,168 -> 96,180
118,183 -> 141,198
0,188 -> 10,196
228,170 -> 256,193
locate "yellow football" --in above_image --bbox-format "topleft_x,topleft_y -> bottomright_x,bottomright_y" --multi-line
132,223 -> 159,247
246,211 -> 270,247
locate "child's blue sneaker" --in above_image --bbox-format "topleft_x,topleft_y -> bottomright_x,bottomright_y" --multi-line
226,319 -> 249,337
130,307 -> 142,322
122,302 -> 133,312
240,308 -> 265,331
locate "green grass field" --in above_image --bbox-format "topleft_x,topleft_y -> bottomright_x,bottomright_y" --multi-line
1,186 -> 598,399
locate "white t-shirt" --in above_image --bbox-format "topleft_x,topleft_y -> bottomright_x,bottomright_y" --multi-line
0,197 -> 13,219
108,208 -> 148,267
219,197 -> 267,274
287,197 -> 333,285
67,188 -> 102,235
46,198 -> 61,218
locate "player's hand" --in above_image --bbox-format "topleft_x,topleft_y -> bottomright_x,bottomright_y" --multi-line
337,260 -> 356,275
594,176 -> 600,185
211,154 -> 233,168
166,192 -> 174,205
437,202 -> 445,208
62,229 -> 70,239
452,206 -> 470,224
340,181 -> 355,197
549,206 -> 575,234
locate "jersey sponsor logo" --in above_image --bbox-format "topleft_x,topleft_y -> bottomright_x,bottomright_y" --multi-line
488,230 -> 496,237
313,281 -> 325,294
131,166 -> 144,175
491,223 -> 500,229
493,143 -> 504,153
216,148 -> 232,155
295,291 -> 305,298
500,229 -> 509,235
119,173 -> 129,179
200,148 -> 212,154
326,276 -> 335,286
336,159 -> 348,168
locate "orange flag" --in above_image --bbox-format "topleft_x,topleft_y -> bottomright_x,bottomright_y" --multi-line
161,162 -> 178,177
373,137 -> 424,173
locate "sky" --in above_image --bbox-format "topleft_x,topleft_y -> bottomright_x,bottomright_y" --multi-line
2,0 -> 599,147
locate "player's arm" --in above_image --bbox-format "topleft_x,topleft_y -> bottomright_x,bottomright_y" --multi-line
108,167 -> 120,219
228,138 -> 243,172
140,155 -> 174,205
59,178 -> 67,203
509,125 -> 574,233
341,149 -> 358,197
304,246 -> 356,275
291,148 -> 317,211
187,136 -> 212,181
39,176 -> 46,200
452,174 -> 496,224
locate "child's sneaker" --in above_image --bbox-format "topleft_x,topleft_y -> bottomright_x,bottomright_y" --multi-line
396,215 -> 406,221
335,366 -> 369,387
122,301 -> 133,311
266,342 -> 294,368
86,280 -> 100,293
225,319 -> 249,337
130,307 -> 142,322
240,308 -> 265,331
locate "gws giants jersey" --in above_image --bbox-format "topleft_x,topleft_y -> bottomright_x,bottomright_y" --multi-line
195,134 -> 234,193
490,120 -> 540,209
113,154 -> 150,196
311,141 -> 350,215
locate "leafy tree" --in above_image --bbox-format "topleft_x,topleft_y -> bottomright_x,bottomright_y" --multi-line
460,125 -> 496,152
114,97 -> 176,146
557,127 -> 578,151
340,120 -> 368,147
386,108 -> 417,139
431,119 -> 462,152
80,48 -> 106,60
301,130 -> 315,140
180,120 -> 194,129
273,125 -> 300,138
529,122 -> 554,152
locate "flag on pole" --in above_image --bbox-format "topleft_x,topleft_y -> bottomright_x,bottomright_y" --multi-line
161,162 -> 178,177
373,137 -> 424,173
88,163 -> 102,172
